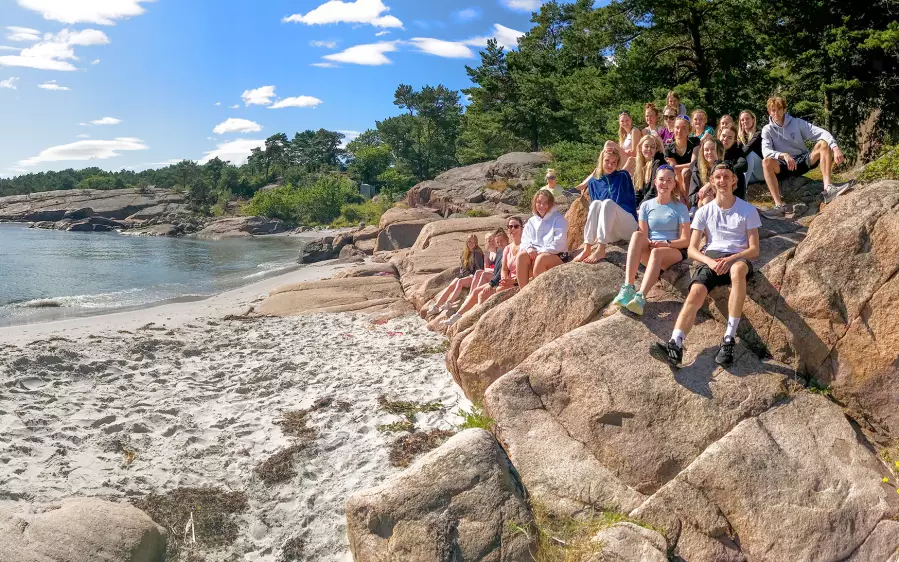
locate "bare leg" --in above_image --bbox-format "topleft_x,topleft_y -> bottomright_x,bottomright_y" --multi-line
433,281 -> 458,307
517,252 -> 534,288
573,243 -> 592,263
457,284 -> 488,316
762,158 -> 783,206
477,285 -> 496,304
533,253 -> 563,278
674,283 -> 709,336
585,243 -> 607,263
446,277 -> 473,304
727,262 -> 749,319
625,231 -> 650,285
809,140 -> 833,187
640,248 -> 685,295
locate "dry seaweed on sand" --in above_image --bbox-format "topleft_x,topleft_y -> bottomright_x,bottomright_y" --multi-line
388,429 -> 456,467
132,487 -> 248,560
254,444 -> 308,485
279,536 -> 306,562
275,409 -> 317,440
377,395 -> 443,421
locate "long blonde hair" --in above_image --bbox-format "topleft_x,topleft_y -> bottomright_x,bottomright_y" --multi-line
633,135 -> 664,188
617,111 -> 633,146
738,110 -> 758,146
461,234 -> 481,270
697,137 -> 725,186
595,148 -> 621,176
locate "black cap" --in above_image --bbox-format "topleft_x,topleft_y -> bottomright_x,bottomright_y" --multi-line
712,159 -> 735,173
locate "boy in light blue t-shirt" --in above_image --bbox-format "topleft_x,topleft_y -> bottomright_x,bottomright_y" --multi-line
612,165 -> 691,315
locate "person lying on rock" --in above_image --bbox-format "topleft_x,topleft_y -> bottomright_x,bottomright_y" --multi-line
571,143 -> 637,264
761,95 -> 851,218
612,165 -> 691,316
651,160 -> 761,368
427,234 -> 484,315
442,220 -> 520,326
517,189 -> 568,288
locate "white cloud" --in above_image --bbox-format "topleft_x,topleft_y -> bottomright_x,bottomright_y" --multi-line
0,28 -> 110,71
76,133 -> 90,138
6,26 -> 41,42
0,76 -> 18,89
241,85 -> 276,106
283,0 -> 403,29
337,130 -> 361,148
229,104 -> 239,109
323,41 -> 398,65
454,8 -> 481,21
269,95 -> 323,109
500,0 -> 541,11
310,40 -> 337,49
200,138 -> 264,166
92,58 -> 100,64
38,79 -> 69,90
375,30 -> 390,37
16,0 -> 156,25
80,116 -> 121,126
311,62 -> 338,68
0,46 -> 21,52
19,137 -> 148,167
214,101 -> 221,106
464,23 -> 524,50
408,37 -> 475,59
213,118 -> 263,135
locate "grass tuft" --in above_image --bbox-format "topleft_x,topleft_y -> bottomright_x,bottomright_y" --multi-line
377,395 -> 443,421
388,429 -> 456,467
458,402 -> 495,432
378,420 -> 416,433
464,208 -> 492,217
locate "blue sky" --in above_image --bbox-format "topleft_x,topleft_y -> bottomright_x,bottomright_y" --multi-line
0,0 -> 539,177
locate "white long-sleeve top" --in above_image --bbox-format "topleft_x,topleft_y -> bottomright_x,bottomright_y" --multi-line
521,207 -> 568,254
762,114 -> 838,159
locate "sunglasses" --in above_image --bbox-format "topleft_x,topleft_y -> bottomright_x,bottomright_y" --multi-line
664,115 -> 676,120
545,175 -> 556,180
507,224 -> 521,230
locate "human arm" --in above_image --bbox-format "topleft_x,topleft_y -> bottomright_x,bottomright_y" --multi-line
541,214 -> 569,254
575,173 -> 594,192
474,249 -> 485,271
686,229 -> 714,266
521,220 -> 536,254
713,229 -> 760,274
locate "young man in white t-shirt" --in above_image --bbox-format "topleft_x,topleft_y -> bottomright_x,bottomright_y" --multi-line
651,160 -> 761,368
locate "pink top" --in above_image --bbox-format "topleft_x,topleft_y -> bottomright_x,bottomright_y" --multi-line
505,244 -> 519,280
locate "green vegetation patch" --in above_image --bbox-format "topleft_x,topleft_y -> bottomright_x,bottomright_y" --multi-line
388,429 -> 456,467
858,146 -> 899,183
400,340 -> 449,361
377,420 -> 416,433
464,208 -> 492,218
132,487 -> 248,560
458,402 -> 495,432
377,395 -> 443,420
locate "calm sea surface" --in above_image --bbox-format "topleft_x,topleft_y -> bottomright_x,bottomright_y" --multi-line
0,223 -> 310,325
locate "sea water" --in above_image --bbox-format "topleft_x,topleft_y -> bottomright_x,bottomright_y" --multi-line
0,223 -> 311,325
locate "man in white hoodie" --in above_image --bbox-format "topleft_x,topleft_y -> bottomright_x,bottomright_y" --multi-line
760,96 -> 851,217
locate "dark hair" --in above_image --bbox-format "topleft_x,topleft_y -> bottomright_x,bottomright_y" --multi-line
712,159 -> 735,173
506,215 -> 524,227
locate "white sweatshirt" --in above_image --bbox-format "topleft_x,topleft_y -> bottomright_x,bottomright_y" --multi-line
762,114 -> 838,159
521,207 -> 568,254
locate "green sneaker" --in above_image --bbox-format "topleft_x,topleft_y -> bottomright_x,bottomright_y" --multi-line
612,283 -> 636,308
626,292 -> 646,315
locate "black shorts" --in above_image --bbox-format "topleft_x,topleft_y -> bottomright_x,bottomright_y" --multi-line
657,247 -> 689,278
775,152 -> 818,179
689,251 -> 754,291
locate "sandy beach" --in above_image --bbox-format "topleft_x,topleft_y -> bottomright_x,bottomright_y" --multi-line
0,261 -> 469,561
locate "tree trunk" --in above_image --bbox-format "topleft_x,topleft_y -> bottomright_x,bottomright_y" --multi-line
687,8 -> 709,92
855,107 -> 882,166
530,117 -> 539,152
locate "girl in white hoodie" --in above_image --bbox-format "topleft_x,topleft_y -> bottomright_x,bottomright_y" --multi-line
517,188 -> 568,288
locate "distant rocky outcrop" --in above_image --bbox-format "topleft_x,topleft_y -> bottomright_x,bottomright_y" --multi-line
0,187 -> 185,223
346,429 -> 534,562
0,497 -> 167,562
376,207 -> 442,252
407,152 -> 552,215
194,216 -> 288,239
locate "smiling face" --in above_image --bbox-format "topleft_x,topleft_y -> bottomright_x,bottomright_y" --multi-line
535,193 -> 551,217
667,92 -> 679,107
739,111 -> 755,132
663,110 -> 677,130
619,112 -> 632,131
711,168 -> 735,193
702,140 -> 718,163
674,118 -> 690,141
507,219 -> 523,242
640,138 -> 656,159
719,115 -> 734,130
644,107 -> 657,127
467,236 -> 477,250
655,168 -> 676,195
602,151 -> 620,174
718,127 -> 736,150
692,111 -> 707,133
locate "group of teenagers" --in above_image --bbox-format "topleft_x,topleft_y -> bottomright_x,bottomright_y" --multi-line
428,94 -> 851,369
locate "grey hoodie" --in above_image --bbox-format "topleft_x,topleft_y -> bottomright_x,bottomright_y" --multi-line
761,114 -> 838,159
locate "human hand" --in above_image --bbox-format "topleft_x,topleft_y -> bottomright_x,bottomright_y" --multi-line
833,146 -> 845,166
712,256 -> 733,275
782,153 -> 797,171
698,184 -> 714,201
499,278 -> 514,288
527,248 -> 537,259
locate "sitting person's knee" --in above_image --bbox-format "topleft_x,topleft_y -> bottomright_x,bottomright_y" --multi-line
731,261 -> 749,277
763,157 -> 778,169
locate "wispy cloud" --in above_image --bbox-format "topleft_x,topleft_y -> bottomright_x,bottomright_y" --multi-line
0,28 -> 109,71
500,0 -> 541,12
241,85 -> 276,106
38,79 -> 69,90
311,62 -> 338,68
465,24 -> 525,50
453,7 -> 482,22
16,0 -> 156,25
80,116 -> 122,126
283,0 -> 403,29
408,37 -> 475,59
310,40 -> 338,49
6,26 -> 41,42
229,104 -> 239,109
323,41 -> 398,66
20,137 -> 149,167
200,138 -> 264,166
0,76 -> 18,89
213,118 -> 263,135
269,96 -> 323,109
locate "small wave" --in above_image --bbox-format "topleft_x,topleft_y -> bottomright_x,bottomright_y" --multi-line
17,299 -> 63,309
8,288 -> 147,310
241,262 -> 296,280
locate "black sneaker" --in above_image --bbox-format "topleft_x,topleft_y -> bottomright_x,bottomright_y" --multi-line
650,340 -> 683,368
715,336 -> 736,367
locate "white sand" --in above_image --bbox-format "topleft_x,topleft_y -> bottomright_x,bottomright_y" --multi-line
0,263 -> 469,561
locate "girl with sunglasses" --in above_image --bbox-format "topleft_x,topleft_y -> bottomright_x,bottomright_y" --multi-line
659,108 -> 676,144
612,165 -> 690,315
441,219 -> 521,326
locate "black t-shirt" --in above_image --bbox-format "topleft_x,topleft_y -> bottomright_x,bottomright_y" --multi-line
665,137 -> 698,165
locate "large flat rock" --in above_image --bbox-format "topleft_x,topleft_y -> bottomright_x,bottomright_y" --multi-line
632,393 -> 899,562
0,187 -> 183,222
255,276 -> 404,316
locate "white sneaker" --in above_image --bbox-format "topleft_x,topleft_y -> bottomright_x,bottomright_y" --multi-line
823,182 -> 853,203
427,304 -> 438,315
440,313 -> 460,327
